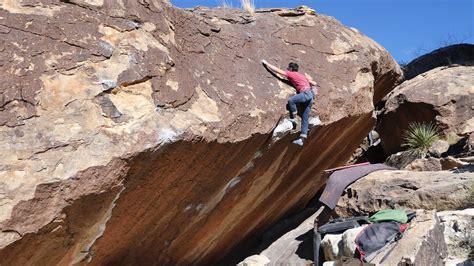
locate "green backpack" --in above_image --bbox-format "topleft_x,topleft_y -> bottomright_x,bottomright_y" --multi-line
369,209 -> 408,224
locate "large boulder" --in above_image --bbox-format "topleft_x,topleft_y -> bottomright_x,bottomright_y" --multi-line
0,1 -> 401,265
336,170 -> 474,216
377,65 -> 474,155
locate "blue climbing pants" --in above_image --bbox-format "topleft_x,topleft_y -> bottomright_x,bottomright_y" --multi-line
287,90 -> 314,138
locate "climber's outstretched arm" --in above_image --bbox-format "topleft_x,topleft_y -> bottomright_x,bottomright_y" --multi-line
305,73 -> 317,87
261,59 -> 286,78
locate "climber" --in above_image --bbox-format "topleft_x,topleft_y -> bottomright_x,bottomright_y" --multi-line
261,60 -> 317,146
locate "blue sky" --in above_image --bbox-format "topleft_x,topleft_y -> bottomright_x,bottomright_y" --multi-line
170,0 -> 473,63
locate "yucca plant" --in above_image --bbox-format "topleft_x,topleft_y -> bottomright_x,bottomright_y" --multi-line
402,122 -> 440,158
240,0 -> 255,15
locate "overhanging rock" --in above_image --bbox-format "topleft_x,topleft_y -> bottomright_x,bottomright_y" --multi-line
0,1 -> 401,264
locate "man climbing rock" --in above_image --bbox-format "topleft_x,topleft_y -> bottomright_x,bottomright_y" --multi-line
261,60 -> 317,146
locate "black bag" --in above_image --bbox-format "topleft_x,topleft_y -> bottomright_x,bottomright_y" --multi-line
355,221 -> 403,262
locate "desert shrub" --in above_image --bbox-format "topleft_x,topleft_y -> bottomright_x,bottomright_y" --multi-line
403,122 -> 440,158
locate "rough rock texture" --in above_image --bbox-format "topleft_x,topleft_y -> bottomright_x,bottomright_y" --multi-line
336,170 -> 474,216
429,139 -> 450,157
321,234 -> 343,261
385,151 -> 420,169
385,151 -> 468,171
466,133 -> 474,154
321,225 -> 366,260
404,157 -> 443,171
403,43 -> 474,80
377,65 -> 474,155
370,210 -> 447,265
248,212 -> 316,265
401,156 -> 468,171
238,254 -> 271,266
0,1 -> 401,264
440,156 -> 468,170
438,209 -> 474,265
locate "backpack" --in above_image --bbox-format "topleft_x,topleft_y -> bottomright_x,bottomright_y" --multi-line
355,221 -> 406,262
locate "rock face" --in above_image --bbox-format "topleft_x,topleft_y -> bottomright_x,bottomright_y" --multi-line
321,225 -> 366,260
438,209 -> 474,265
0,1 -> 401,264
238,254 -> 271,266
243,212 -> 316,265
377,65 -> 474,155
336,170 -> 474,216
404,157 -> 443,171
429,139 -> 450,157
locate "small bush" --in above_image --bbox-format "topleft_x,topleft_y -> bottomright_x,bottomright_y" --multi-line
403,122 -> 440,158
240,0 -> 255,15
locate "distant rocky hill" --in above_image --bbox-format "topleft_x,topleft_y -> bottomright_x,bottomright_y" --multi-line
403,43 -> 474,80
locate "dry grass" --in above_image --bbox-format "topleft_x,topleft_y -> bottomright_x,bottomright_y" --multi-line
240,0 -> 255,15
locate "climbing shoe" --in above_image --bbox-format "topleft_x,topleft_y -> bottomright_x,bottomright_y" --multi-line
292,138 -> 304,146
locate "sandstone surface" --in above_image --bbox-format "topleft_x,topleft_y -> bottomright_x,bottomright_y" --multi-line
429,139 -> 450,157
321,225 -> 366,260
404,157 -> 443,171
0,1 -> 401,264
377,65 -> 474,155
336,170 -> 474,216
438,209 -> 474,265
249,212 -> 316,265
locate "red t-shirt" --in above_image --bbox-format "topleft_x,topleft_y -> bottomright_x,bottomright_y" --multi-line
285,71 -> 311,93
